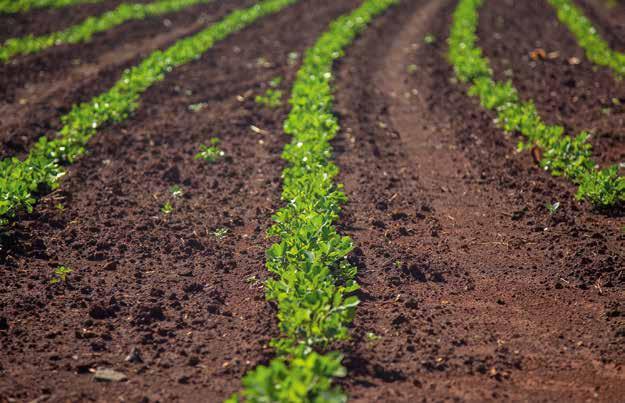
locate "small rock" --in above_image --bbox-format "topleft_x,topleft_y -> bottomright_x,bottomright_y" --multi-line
94,368 -> 127,382
125,347 -> 143,363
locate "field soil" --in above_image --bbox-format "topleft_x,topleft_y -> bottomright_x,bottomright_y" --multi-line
1,0 -> 624,401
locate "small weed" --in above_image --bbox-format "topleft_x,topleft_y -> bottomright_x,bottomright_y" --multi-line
365,332 -> 381,342
188,102 -> 207,112
195,138 -> 225,163
55,203 -> 65,211
161,201 -> 173,214
424,33 -> 436,44
51,266 -> 72,284
170,185 -> 183,198
394,260 -> 403,269
406,64 -> 417,74
256,77 -> 284,108
213,227 -> 229,240
546,201 -> 560,215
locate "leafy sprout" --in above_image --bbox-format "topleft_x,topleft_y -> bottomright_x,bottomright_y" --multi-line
195,138 -> 225,163
169,185 -> 183,198
161,201 -> 173,214
546,201 -> 561,215
213,227 -> 229,240
50,266 -> 72,284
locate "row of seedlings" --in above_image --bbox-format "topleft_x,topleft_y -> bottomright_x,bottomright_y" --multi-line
448,0 -> 625,207
0,0 -> 300,227
0,0 -> 223,62
548,0 -> 625,77
229,0 -> 399,401
0,0 -> 102,14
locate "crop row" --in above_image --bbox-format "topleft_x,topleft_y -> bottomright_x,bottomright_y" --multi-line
0,0 -> 102,14
548,0 -> 625,78
0,0 -> 299,227
448,0 -> 625,207
227,0 -> 398,401
0,0 -> 219,62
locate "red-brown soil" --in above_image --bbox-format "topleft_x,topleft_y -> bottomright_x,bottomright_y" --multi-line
1,0 -> 624,401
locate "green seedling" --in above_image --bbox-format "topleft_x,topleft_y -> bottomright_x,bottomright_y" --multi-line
256,78 -> 284,108
169,185 -> 183,198
365,331 -> 381,342
161,202 -> 173,214
195,138 -> 225,163
50,265 -> 72,284
424,33 -> 436,44
213,227 -> 229,240
406,64 -> 417,74
55,203 -> 65,211
188,102 -> 207,112
546,201 -> 560,215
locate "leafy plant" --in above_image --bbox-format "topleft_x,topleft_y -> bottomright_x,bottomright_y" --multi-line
195,138 -> 225,163
213,227 -> 229,240
169,185 -> 183,198
50,265 -> 72,284
0,0 -> 298,229
365,331 -> 381,342
448,0 -> 625,207
161,201 -> 173,214
188,102 -> 208,112
232,0 -> 398,401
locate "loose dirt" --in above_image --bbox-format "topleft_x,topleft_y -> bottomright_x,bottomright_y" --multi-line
1,0 -> 624,401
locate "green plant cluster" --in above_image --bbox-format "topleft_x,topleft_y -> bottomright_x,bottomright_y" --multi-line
230,0 -> 398,401
449,0 -> 625,207
0,0 -> 101,14
0,0 -> 299,228
548,0 -> 625,77
0,0 -> 217,62
255,76 -> 283,108
195,137 -> 225,163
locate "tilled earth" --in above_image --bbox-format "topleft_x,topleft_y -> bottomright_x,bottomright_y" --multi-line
1,0 -> 624,401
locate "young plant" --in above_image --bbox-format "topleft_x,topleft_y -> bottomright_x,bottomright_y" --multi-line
0,0 -> 299,229
255,77 -> 284,108
50,266 -> 72,284
161,202 -> 173,214
169,185 -> 183,198
213,227 -> 229,240
546,201 -> 560,215
195,138 -> 224,163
